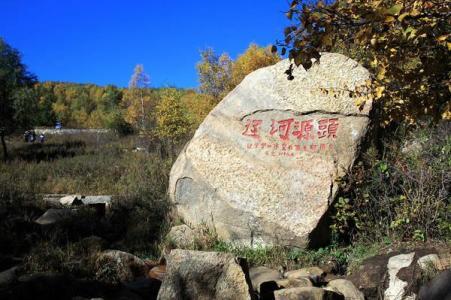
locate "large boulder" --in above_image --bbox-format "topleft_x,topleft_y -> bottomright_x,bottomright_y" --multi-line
157,249 -> 253,300
169,54 -> 372,247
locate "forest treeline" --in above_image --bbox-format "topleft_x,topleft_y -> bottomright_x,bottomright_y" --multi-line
4,42 -> 280,142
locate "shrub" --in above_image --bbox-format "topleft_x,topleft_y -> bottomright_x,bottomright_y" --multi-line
333,121 -> 450,243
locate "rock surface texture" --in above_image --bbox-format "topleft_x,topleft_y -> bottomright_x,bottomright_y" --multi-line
157,249 -> 253,300
169,54 -> 372,247
95,250 -> 148,284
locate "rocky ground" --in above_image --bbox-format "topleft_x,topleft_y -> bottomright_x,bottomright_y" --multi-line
1,222 -> 449,300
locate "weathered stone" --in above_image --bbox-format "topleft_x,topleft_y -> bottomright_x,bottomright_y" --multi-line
384,252 -> 415,300
326,279 -> 364,300
275,277 -> 313,289
249,266 -> 282,292
0,266 -> 18,287
157,249 -> 253,300
347,253 -> 389,299
95,250 -> 148,284
59,195 -> 83,206
166,224 -> 196,249
274,286 -> 344,300
285,266 -> 325,280
259,277 -> 313,300
169,53 -> 373,247
81,195 -> 112,208
417,254 -> 441,270
419,269 -> 451,300
34,208 -> 76,225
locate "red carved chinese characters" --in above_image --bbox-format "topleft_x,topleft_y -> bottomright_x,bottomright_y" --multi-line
292,119 -> 314,141
242,118 -> 339,142
242,119 -> 262,138
317,118 -> 339,139
269,118 -> 294,140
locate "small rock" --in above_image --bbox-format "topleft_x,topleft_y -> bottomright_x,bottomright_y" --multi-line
157,249 -> 253,300
261,277 -> 313,299
0,266 -> 19,287
59,195 -> 83,206
284,266 -> 325,280
417,254 -> 441,271
401,139 -> 423,155
274,277 -> 313,289
166,224 -> 196,249
384,252 -> 415,300
326,279 -> 364,300
81,196 -> 112,208
249,266 -> 281,292
274,286 -> 344,300
419,269 -> 451,300
347,253 -> 390,299
148,265 -> 166,281
35,208 -> 76,225
95,250 -> 148,284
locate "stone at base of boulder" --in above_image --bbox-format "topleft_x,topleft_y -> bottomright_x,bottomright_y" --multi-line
275,277 -> 313,289
34,208 -> 76,225
274,286 -> 344,300
157,249 -> 254,300
284,267 -> 325,280
418,269 -> 451,300
249,266 -> 282,293
0,266 -> 19,287
417,254 -> 441,271
384,252 -> 415,300
95,250 -> 148,284
166,224 -> 196,249
326,279 -> 364,300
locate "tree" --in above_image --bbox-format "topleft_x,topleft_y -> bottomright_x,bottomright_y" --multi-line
231,43 -> 280,88
155,88 -> 191,156
12,87 -> 38,129
196,45 -> 280,102
196,48 -> 233,101
129,64 -> 151,130
273,0 -> 450,126
180,90 -> 216,132
0,38 -> 37,160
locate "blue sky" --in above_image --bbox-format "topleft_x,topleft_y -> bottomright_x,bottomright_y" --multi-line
1,1 -> 291,88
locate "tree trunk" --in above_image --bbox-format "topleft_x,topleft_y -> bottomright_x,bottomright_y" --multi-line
1,133 -> 8,162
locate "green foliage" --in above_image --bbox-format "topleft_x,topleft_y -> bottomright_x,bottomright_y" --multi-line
155,88 -> 191,142
180,90 -> 216,132
231,43 -> 280,88
333,122 -> 451,242
12,87 -> 39,129
105,110 -> 134,136
331,197 -> 361,239
275,0 -> 450,126
0,38 -> 37,159
210,240 -> 382,274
